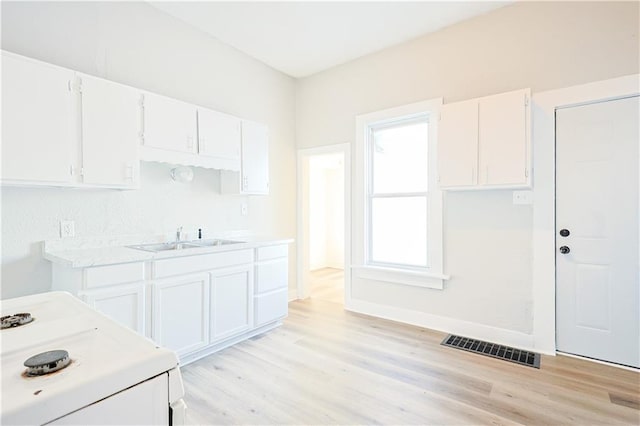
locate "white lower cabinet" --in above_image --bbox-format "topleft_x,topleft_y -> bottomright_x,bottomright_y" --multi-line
210,265 -> 253,342
152,273 -> 210,357
51,243 -> 290,364
254,246 -> 289,326
82,283 -> 145,335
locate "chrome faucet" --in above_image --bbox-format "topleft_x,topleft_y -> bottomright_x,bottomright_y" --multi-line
176,226 -> 184,243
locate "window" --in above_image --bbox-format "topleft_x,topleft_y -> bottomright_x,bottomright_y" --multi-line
369,118 -> 429,268
354,98 -> 446,289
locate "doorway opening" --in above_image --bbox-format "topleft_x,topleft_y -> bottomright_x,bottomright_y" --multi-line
297,144 -> 351,306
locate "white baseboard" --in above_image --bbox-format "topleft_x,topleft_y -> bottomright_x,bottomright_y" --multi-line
288,288 -> 299,302
557,351 -> 639,372
346,298 -> 550,354
325,263 -> 344,270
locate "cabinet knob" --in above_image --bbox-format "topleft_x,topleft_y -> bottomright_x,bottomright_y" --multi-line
559,246 -> 570,254
559,229 -> 570,237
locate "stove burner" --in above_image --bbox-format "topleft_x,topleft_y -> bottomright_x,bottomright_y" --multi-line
1,313 -> 33,329
24,350 -> 71,376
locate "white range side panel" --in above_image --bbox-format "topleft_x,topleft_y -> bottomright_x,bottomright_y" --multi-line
50,374 -> 169,425
437,98 -> 478,188
478,89 -> 529,186
142,92 -> 197,154
79,74 -> 140,187
197,108 -> 241,168
1,51 -> 74,183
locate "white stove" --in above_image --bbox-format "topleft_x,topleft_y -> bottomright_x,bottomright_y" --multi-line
1,291 -> 186,425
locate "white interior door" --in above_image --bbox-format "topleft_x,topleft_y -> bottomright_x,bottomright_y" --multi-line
556,95 -> 639,368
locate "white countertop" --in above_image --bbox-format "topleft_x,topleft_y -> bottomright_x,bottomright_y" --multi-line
43,235 -> 294,268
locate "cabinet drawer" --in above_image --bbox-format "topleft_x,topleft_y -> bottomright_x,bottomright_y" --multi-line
154,249 -> 253,278
84,263 -> 144,289
254,289 -> 288,327
257,244 -> 288,261
255,258 -> 288,294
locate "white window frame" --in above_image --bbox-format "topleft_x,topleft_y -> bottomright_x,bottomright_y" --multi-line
354,98 -> 448,290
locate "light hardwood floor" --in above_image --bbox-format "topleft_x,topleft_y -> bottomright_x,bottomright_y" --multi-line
182,300 -> 639,425
309,267 -> 344,305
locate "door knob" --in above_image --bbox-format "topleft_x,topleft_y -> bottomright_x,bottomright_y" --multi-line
559,229 -> 570,237
559,246 -> 570,254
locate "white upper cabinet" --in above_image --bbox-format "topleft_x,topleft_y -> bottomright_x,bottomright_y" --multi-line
197,108 -> 241,170
437,99 -> 478,187
142,92 -> 197,154
221,120 -> 269,195
478,90 -> 529,186
1,51 -> 74,184
241,120 -> 270,194
79,74 -> 140,188
438,88 -> 531,190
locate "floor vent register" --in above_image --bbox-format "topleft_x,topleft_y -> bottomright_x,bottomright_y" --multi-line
441,334 -> 541,369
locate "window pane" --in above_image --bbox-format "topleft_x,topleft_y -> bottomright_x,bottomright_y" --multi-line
371,196 -> 427,267
372,121 -> 428,194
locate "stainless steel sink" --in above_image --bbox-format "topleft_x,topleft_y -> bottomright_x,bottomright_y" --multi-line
127,242 -> 202,252
188,239 -> 244,247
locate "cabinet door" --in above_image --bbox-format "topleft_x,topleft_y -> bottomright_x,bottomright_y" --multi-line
80,74 -> 140,187
478,89 -> 529,185
83,283 -> 145,335
241,120 -> 269,194
153,273 -> 209,356
210,265 -> 253,342
142,93 -> 197,154
197,108 -> 241,166
437,99 -> 478,188
1,52 -> 74,183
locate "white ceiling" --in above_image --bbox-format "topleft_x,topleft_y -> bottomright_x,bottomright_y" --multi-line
150,1 -> 512,78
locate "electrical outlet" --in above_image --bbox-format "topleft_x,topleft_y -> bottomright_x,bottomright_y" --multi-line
513,190 -> 533,205
60,220 -> 75,238
241,203 -> 248,216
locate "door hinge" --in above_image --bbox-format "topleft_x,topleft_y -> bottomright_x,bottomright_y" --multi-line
80,167 -> 84,177
524,95 -> 529,107
525,168 -> 529,178
67,80 -> 72,92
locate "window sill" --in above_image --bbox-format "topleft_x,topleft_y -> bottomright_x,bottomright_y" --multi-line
352,265 -> 449,290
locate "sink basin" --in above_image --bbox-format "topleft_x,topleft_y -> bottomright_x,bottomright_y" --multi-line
127,242 -> 202,252
189,239 -> 244,247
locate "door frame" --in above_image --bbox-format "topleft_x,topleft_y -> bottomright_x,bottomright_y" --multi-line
296,143 -> 352,305
531,74 -> 639,354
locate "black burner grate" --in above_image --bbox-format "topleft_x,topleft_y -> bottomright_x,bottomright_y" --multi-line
441,334 -> 541,368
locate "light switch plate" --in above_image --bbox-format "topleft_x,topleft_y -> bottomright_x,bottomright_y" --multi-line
513,190 -> 533,205
60,220 -> 75,238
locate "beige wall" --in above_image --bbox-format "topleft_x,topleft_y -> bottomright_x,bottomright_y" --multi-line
1,1 -> 297,298
296,2 -> 639,334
